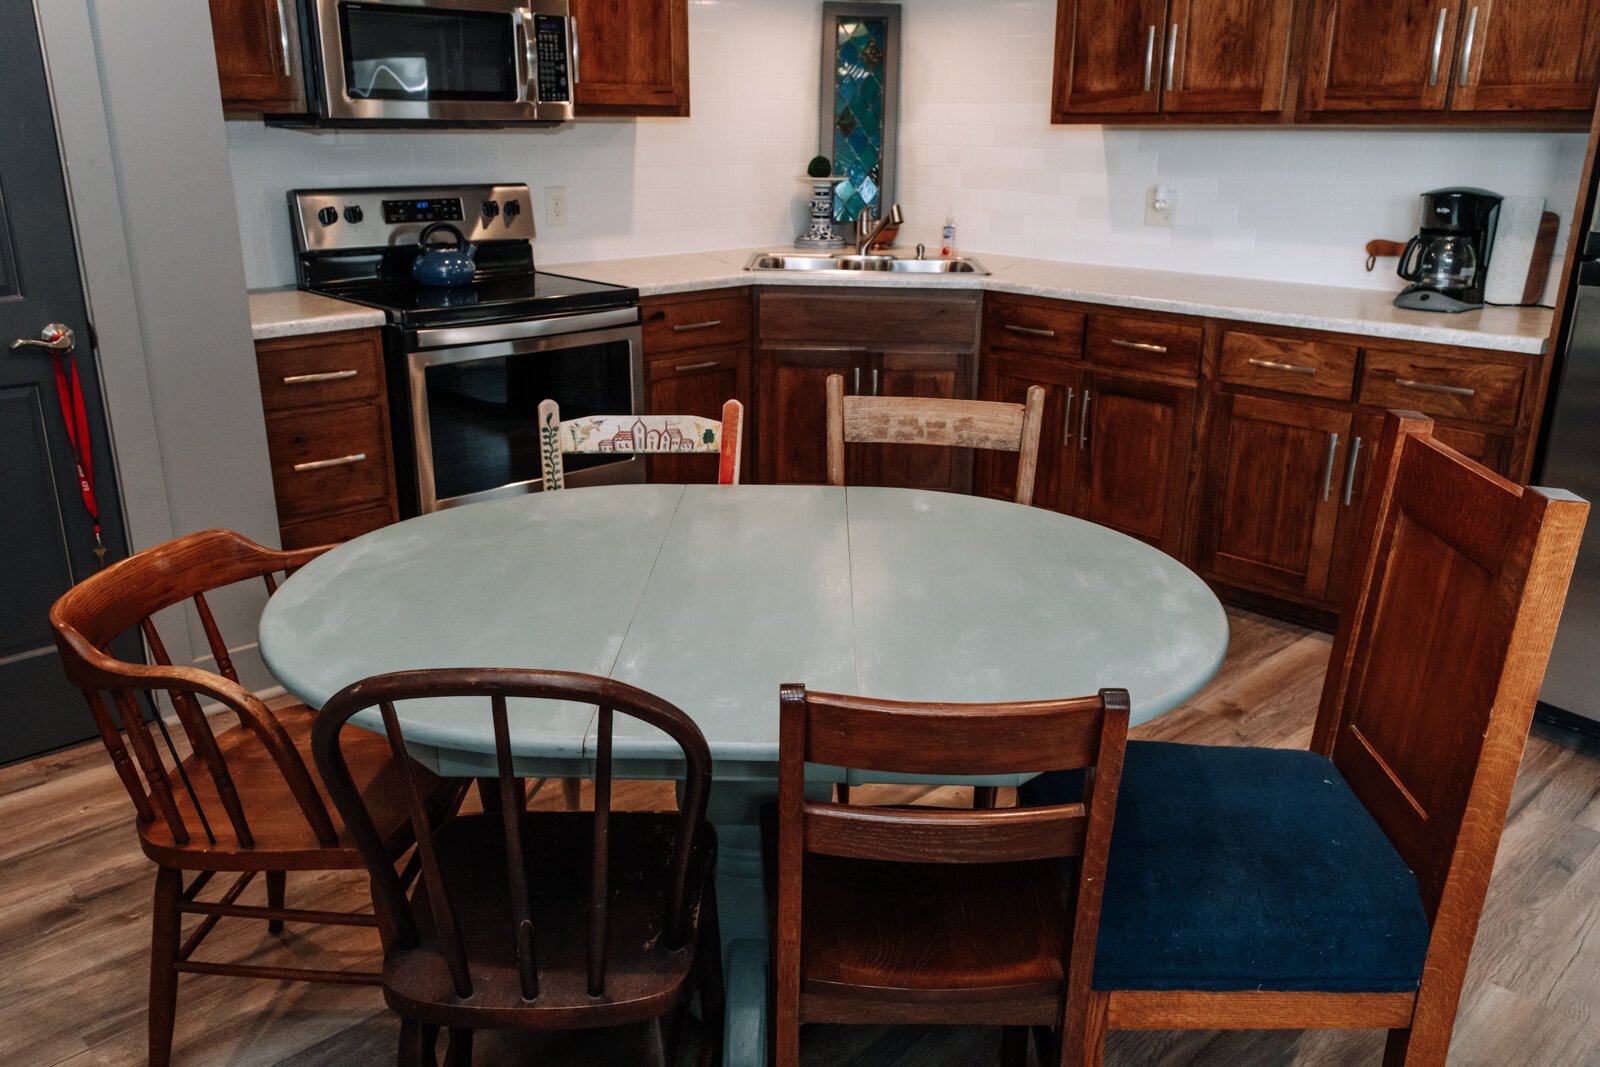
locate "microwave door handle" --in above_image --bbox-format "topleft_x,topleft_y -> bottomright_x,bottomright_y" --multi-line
570,15 -> 581,85
515,8 -> 537,103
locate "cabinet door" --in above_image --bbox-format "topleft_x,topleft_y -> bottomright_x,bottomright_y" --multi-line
975,351 -> 1081,511
1449,0 -> 1600,113
1053,0 -> 1170,118
571,0 -> 691,117
757,347 -> 868,485
864,350 -> 974,492
209,0 -> 302,113
1198,394 -> 1352,602
1073,372 -> 1196,556
644,346 -> 747,485
1164,0 -> 1297,113
1302,0 -> 1462,113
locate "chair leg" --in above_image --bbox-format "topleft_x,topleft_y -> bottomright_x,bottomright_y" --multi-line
560,777 -> 583,811
974,786 -> 999,809
1070,991 -> 1111,1067
639,1017 -> 670,1067
835,783 -> 851,804
398,1018 -> 425,1067
266,870 -> 287,934
697,882 -> 726,1067
1000,1026 -> 1029,1067
442,1027 -> 473,1067
149,866 -> 183,1067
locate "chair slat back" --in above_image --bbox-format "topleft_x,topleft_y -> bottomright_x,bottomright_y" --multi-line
824,375 -> 1045,504
538,398 -> 744,490
50,529 -> 339,851
313,668 -> 715,1000
1313,412 -> 1588,920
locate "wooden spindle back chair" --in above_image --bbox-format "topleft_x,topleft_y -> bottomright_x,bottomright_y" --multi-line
772,683 -> 1130,1067
313,667 -> 723,1067
49,528 -> 464,1067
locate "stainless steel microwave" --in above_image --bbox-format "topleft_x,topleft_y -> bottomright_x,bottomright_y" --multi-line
288,0 -> 577,127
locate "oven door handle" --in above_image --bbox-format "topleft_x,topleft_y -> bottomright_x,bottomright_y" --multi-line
413,306 -> 641,351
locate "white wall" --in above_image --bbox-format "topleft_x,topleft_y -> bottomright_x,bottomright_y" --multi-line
228,0 -> 1588,297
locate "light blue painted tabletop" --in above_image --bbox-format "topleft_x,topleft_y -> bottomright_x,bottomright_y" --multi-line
257,483 -> 1228,1065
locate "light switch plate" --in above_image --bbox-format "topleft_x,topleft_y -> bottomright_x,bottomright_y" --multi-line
1145,185 -> 1175,228
545,186 -> 568,227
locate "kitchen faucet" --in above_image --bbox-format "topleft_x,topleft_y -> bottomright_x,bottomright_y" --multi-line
854,203 -> 904,256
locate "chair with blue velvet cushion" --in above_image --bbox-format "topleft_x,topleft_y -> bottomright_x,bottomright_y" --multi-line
1027,411 -> 1588,1066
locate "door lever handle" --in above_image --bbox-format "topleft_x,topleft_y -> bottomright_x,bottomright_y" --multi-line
10,323 -> 74,352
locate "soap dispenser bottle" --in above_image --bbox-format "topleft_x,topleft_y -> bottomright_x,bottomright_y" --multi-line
940,209 -> 957,259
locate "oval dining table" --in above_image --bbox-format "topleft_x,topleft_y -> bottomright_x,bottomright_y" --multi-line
258,483 -> 1229,1065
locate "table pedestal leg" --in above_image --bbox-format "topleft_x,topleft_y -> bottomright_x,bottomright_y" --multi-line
708,781 -> 772,1067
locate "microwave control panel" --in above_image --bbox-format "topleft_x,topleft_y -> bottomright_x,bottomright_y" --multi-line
533,15 -> 573,103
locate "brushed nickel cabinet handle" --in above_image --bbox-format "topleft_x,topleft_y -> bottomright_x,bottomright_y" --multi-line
672,320 -> 723,333
1062,386 -> 1076,447
1004,324 -> 1056,338
1110,338 -> 1169,354
276,0 -> 293,74
1143,25 -> 1157,93
1322,433 -> 1340,502
1079,390 -> 1091,449
672,360 -> 721,373
293,452 -> 367,473
1429,8 -> 1449,87
1247,357 -> 1316,376
853,367 -> 861,395
282,369 -> 359,385
1343,436 -> 1363,507
1165,23 -> 1179,92
1396,377 -> 1475,398
1459,7 -> 1479,87
871,368 -> 880,396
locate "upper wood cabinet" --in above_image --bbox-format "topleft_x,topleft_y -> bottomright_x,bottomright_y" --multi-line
1301,0 -> 1461,113
1053,0 -> 1298,121
1451,0 -> 1600,113
571,0 -> 691,117
209,0 -> 303,114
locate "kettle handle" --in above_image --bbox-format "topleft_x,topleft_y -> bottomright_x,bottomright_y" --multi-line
417,222 -> 467,251
1396,236 -> 1424,282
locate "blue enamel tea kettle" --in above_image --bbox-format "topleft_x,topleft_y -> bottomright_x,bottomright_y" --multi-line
411,222 -> 477,288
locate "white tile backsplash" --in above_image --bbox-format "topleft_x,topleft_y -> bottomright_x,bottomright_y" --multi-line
227,0 -> 1588,298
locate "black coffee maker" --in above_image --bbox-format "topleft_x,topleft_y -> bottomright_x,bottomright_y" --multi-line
1394,188 -> 1502,313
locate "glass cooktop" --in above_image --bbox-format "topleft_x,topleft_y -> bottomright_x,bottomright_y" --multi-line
306,270 -> 639,329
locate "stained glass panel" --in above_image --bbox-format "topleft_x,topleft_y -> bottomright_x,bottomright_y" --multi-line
832,16 -> 889,222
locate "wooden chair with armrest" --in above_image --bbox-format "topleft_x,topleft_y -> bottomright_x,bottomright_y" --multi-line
48,528 -> 467,1067
1017,411 -> 1588,1065
769,683 -> 1131,1067
313,667 -> 724,1067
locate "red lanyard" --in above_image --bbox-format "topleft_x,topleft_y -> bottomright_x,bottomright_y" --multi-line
51,344 -> 106,565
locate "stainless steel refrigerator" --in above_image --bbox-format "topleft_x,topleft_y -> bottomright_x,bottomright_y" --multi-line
1538,215 -> 1600,724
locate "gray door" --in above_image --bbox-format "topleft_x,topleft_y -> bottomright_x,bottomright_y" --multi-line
1,2 -> 137,763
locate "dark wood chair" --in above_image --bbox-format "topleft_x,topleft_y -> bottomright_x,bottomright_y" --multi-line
1020,412 -> 1589,1066
48,528 -> 466,1067
769,683 -> 1131,1067
312,667 -> 724,1067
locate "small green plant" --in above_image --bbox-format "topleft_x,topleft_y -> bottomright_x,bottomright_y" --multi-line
807,155 -> 834,178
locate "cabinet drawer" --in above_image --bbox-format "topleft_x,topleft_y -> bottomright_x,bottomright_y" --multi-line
1358,350 -> 1524,426
256,331 -> 384,412
266,406 -> 391,523
1220,331 -> 1358,400
643,291 -> 750,355
278,504 -> 395,550
983,294 -> 1085,358
1086,314 -> 1202,378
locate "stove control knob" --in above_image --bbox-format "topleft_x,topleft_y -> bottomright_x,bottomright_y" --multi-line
503,199 -> 522,219
317,206 -> 338,227
344,205 -> 364,224
481,200 -> 500,220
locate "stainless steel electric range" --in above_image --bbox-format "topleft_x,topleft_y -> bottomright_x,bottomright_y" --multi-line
290,183 -> 643,516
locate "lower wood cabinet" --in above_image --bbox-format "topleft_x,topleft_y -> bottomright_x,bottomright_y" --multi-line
863,350 -> 973,491
1074,371 -> 1195,556
756,347 -> 865,486
642,346 -> 748,484
977,350 -> 1080,508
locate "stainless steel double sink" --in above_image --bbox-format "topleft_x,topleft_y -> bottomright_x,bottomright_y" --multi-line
745,251 -> 989,275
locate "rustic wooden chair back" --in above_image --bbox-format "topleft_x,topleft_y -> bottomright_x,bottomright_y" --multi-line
1304,411 -> 1588,1058
314,667 -> 714,1004
775,683 -> 1130,1063
538,397 -> 744,490
824,374 -> 1046,505
49,528 -> 337,853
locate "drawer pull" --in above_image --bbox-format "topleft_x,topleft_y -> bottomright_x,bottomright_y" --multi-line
1003,324 -> 1056,339
673,360 -> 722,373
1062,387 -> 1076,447
293,452 -> 367,473
1110,339 -> 1169,354
282,369 -> 359,385
1343,436 -> 1363,507
672,320 -> 723,333
1322,433 -> 1340,502
1247,357 -> 1316,376
1395,377 -> 1475,398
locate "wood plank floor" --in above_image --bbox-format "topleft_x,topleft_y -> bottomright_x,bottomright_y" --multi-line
5,607 -> 1600,1066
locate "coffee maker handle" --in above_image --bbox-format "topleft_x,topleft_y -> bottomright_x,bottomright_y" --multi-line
1396,236 -> 1424,282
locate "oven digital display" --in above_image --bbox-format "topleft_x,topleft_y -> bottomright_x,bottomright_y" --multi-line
382,198 -> 465,224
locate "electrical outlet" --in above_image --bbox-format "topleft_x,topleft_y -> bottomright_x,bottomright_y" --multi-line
1145,184 -> 1176,228
545,186 -> 568,227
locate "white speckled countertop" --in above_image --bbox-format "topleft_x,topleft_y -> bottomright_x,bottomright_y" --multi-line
249,248 -> 1555,354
